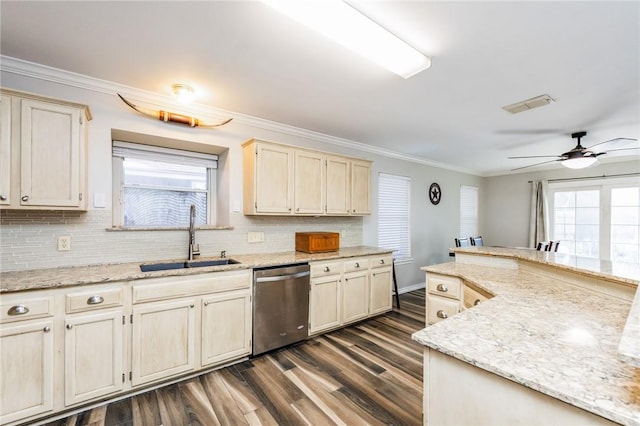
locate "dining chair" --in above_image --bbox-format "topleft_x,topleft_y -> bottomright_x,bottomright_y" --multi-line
471,236 -> 483,246
536,242 -> 549,251
455,237 -> 471,247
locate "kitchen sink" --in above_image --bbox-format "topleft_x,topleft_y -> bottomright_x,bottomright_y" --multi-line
140,258 -> 240,272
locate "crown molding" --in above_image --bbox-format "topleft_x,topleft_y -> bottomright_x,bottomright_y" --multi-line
0,55 -> 477,175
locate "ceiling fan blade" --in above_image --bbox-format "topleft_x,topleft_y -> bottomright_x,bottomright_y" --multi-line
600,147 -> 640,154
508,155 -> 562,159
586,137 -> 638,150
510,159 -> 562,171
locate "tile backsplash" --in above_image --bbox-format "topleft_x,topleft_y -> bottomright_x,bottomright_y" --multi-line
0,210 -> 363,272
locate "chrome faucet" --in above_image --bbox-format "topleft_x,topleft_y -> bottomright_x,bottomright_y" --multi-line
188,204 -> 200,261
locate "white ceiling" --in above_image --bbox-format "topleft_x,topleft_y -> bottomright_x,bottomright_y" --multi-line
1,1 -> 638,176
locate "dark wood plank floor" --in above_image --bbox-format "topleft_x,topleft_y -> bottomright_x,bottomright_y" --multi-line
44,290 -> 426,426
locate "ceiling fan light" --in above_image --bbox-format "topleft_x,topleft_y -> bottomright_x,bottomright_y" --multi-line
172,83 -> 196,103
562,156 -> 598,169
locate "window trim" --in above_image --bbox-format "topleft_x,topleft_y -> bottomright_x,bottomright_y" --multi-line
111,141 -> 217,228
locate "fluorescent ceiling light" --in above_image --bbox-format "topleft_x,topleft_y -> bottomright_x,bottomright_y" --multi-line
264,0 -> 431,78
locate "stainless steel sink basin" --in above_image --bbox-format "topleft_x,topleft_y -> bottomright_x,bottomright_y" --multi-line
140,258 -> 240,272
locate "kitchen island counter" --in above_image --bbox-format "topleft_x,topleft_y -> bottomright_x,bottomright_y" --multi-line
413,247 -> 639,425
0,246 -> 392,293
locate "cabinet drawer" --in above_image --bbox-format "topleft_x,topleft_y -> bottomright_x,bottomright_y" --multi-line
427,274 -> 462,300
343,258 -> 369,273
427,295 -> 460,325
310,261 -> 342,278
65,286 -> 124,314
1,295 -> 54,323
370,255 -> 393,269
133,270 -> 251,304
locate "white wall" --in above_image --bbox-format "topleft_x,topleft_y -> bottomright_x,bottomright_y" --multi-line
0,64 -> 484,291
484,159 -> 640,248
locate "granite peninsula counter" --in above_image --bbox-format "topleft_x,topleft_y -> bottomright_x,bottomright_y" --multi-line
412,247 -> 640,425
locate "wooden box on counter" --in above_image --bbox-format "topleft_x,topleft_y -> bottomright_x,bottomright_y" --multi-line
295,232 -> 340,253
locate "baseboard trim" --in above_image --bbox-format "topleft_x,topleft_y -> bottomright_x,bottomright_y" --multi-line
398,282 -> 425,294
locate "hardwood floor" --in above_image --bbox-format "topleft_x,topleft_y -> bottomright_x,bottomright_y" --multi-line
44,290 -> 426,426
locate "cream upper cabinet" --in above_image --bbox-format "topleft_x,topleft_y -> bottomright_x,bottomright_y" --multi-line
325,155 -> 350,215
0,93 -> 11,206
243,139 -> 371,216
294,149 -> 324,214
350,159 -> 371,215
0,292 -> 55,425
0,89 -> 90,210
243,140 -> 294,214
201,289 -> 252,366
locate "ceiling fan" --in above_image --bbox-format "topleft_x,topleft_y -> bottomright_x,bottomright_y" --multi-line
508,131 -> 638,171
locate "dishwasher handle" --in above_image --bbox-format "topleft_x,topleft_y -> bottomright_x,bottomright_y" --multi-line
255,270 -> 310,283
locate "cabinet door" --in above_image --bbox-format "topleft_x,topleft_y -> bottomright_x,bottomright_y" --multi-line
131,299 -> 196,387
342,271 -> 369,324
64,310 -> 124,406
309,275 -> 341,334
255,143 -> 293,213
20,98 -> 84,208
0,320 -> 54,424
350,160 -> 371,215
0,94 -> 11,206
201,290 -> 251,366
370,266 -> 393,314
294,150 -> 324,214
325,155 -> 350,215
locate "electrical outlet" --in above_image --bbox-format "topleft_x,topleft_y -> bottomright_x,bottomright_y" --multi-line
58,236 -> 71,251
340,229 -> 346,238
247,231 -> 264,243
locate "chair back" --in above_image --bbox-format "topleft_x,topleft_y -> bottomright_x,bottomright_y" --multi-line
536,242 -> 548,251
547,241 -> 560,252
455,237 -> 471,247
471,236 -> 483,246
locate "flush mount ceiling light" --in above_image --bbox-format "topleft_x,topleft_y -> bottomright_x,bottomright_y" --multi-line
263,0 -> 431,79
502,94 -> 555,114
172,83 -> 196,103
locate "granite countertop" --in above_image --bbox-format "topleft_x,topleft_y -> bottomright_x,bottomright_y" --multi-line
0,246 -> 392,293
413,256 -> 640,425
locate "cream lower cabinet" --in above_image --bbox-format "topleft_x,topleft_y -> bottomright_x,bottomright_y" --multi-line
0,318 -> 54,424
201,289 -> 252,366
131,298 -> 197,387
309,255 -> 393,335
426,273 -> 463,325
64,309 -> 124,405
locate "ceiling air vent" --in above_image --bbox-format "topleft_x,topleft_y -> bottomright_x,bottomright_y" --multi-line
502,94 -> 555,114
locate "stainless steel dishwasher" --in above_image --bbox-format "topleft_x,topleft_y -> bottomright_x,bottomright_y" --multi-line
252,263 -> 310,356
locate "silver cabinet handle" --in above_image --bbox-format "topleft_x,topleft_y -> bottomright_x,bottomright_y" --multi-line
355,262 -> 360,268
0,195 -> 6,201
324,266 -> 330,272
43,326 -> 51,333
474,299 -> 481,306
87,295 -> 104,305
66,324 -> 73,330
204,301 -> 209,306
436,310 -> 448,319
189,304 -> 194,308
436,284 -> 448,292
8,305 -> 29,316
379,259 -> 385,264
21,195 -> 29,202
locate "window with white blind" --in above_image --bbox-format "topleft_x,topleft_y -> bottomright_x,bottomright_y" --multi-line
459,185 -> 478,238
378,173 -> 411,262
112,141 -> 217,227
550,178 -> 640,262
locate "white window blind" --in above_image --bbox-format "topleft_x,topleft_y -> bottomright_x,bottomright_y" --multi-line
378,173 -> 411,262
460,185 -> 478,238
